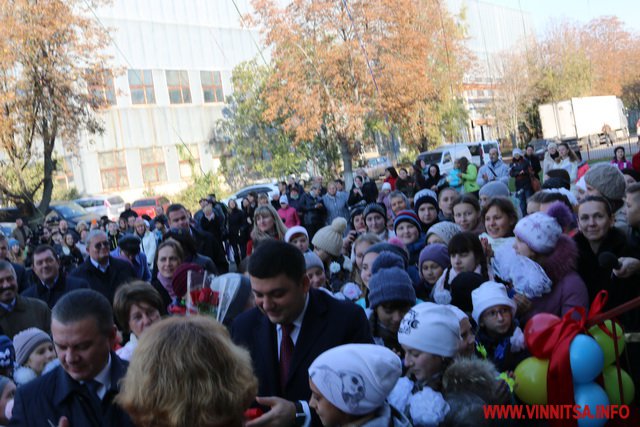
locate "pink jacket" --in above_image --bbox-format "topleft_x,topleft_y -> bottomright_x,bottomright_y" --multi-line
278,206 -> 301,228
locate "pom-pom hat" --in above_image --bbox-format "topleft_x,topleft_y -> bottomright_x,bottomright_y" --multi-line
312,218 -> 348,257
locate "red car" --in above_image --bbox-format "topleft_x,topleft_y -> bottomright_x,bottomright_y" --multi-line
131,196 -> 171,218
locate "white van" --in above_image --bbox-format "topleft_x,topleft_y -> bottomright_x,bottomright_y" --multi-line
462,140 -> 501,165
417,144 -> 473,175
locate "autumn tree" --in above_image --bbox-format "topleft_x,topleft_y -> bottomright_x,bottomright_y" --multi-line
249,0 -> 470,185
0,0 -> 111,217
213,59 -> 309,189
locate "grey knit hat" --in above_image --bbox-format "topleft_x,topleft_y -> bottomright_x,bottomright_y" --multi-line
13,328 -> 52,366
368,252 -> 416,309
584,163 -> 626,201
312,217 -> 347,257
426,222 -> 461,245
304,251 -> 324,271
478,181 -> 510,198
363,203 -> 387,221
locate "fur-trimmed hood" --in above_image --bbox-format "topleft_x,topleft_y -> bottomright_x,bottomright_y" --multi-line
539,234 -> 578,284
442,357 -> 500,404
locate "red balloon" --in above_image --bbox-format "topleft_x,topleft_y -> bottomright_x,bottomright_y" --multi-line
525,313 -> 561,357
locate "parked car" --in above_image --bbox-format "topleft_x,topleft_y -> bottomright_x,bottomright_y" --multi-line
74,195 -> 125,221
131,196 -> 171,218
417,144 -> 473,175
222,183 -> 279,206
363,156 -> 392,179
45,201 -> 101,229
530,139 -> 581,161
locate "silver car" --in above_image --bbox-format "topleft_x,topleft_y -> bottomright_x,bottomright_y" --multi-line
74,195 -> 125,221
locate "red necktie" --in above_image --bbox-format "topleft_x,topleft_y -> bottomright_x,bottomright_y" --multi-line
279,323 -> 294,392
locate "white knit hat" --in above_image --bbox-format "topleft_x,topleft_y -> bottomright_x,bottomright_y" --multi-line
398,303 -> 460,358
471,281 -> 517,324
513,211 -> 562,254
309,344 -> 401,416
279,195 -> 289,205
284,226 -> 308,243
312,217 -> 347,257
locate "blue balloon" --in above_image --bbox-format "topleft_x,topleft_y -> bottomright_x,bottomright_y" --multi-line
570,334 -> 604,384
574,382 -> 610,427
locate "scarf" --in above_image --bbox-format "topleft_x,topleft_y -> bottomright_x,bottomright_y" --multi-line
156,272 -> 176,299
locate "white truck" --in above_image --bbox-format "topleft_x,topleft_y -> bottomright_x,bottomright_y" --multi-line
538,96 -> 628,147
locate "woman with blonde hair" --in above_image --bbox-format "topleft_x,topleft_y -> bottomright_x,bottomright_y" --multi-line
117,316 -> 257,427
246,204 -> 287,255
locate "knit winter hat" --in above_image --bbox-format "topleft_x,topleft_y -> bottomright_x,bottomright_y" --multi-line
279,195 -> 289,205
584,163 -> 626,201
426,222 -> 461,245
309,344 -> 402,416
363,203 -> 386,221
414,196 -> 439,216
284,226 -> 308,243
478,181 -> 510,198
450,272 -> 485,315
471,281 -> 517,324
512,148 -> 523,157
418,243 -> 449,270
171,263 -> 204,299
398,303 -> 461,357
414,189 -> 438,203
304,251 -> 324,272
7,239 -> 19,250
0,336 -> 14,369
368,252 -> 416,309
393,210 -> 421,233
13,328 -> 51,366
514,210 -> 563,255
364,243 -> 409,269
312,217 -> 348,257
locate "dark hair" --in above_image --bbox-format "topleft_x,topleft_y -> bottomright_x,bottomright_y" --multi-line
248,240 -> 305,283
386,167 -> 398,179
622,168 -> 640,183
538,192 -> 572,211
52,289 -> 114,336
481,197 -> 518,236
613,146 -> 626,162
166,204 -> 187,217
113,281 -> 164,333
443,232 -> 488,289
33,244 -> 58,260
546,169 -> 571,184
457,157 -> 470,173
452,194 -> 481,213
558,142 -> 579,161
579,195 -> 613,217
164,229 -> 197,258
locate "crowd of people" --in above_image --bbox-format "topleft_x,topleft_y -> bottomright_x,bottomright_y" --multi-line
0,141 -> 638,426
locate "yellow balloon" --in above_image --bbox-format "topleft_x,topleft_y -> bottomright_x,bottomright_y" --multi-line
602,365 -> 635,405
589,321 -> 625,366
514,357 -> 548,404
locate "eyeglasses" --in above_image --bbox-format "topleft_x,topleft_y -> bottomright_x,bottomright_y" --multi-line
484,307 -> 511,319
93,241 -> 110,249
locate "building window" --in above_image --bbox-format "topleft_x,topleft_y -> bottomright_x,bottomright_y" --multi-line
128,69 -> 156,104
177,144 -> 201,179
88,70 -> 116,107
166,70 -> 192,104
140,147 -> 167,184
201,71 -> 224,103
99,151 -> 129,190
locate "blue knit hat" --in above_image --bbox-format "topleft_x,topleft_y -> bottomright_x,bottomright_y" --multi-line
0,336 -> 15,369
418,243 -> 449,270
393,210 -> 421,233
368,252 -> 416,309
414,196 -> 439,216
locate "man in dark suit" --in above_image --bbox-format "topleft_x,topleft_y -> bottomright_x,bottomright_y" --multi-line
69,230 -> 136,305
10,289 -> 134,426
166,203 -> 228,273
231,240 -> 372,426
22,245 -> 89,309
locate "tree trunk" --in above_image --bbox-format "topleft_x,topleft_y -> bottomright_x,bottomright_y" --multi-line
338,134 -> 353,191
38,135 -> 55,217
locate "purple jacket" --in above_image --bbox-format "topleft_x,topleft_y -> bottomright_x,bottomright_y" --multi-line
611,159 -> 632,171
521,235 -> 589,324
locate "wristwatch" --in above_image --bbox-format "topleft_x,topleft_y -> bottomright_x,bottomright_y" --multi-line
294,401 -> 306,427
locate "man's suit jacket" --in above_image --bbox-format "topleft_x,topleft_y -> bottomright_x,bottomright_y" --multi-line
190,225 -> 228,274
0,295 -> 50,338
21,272 -> 90,309
69,256 -> 136,304
231,288 -> 373,403
10,353 -> 135,427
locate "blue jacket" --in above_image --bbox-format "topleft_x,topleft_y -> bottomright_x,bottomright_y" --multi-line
10,353 -> 134,427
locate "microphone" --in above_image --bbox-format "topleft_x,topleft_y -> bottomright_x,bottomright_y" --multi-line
598,252 -> 621,271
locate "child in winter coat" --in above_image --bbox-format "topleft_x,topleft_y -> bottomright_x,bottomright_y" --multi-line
285,226 -> 310,253
309,344 -> 410,426
432,232 -> 490,305
472,281 -> 527,373
388,303 -> 459,426
12,328 -> 57,387
416,243 -> 449,301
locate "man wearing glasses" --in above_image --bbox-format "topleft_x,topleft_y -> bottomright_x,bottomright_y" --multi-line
69,230 -> 136,305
